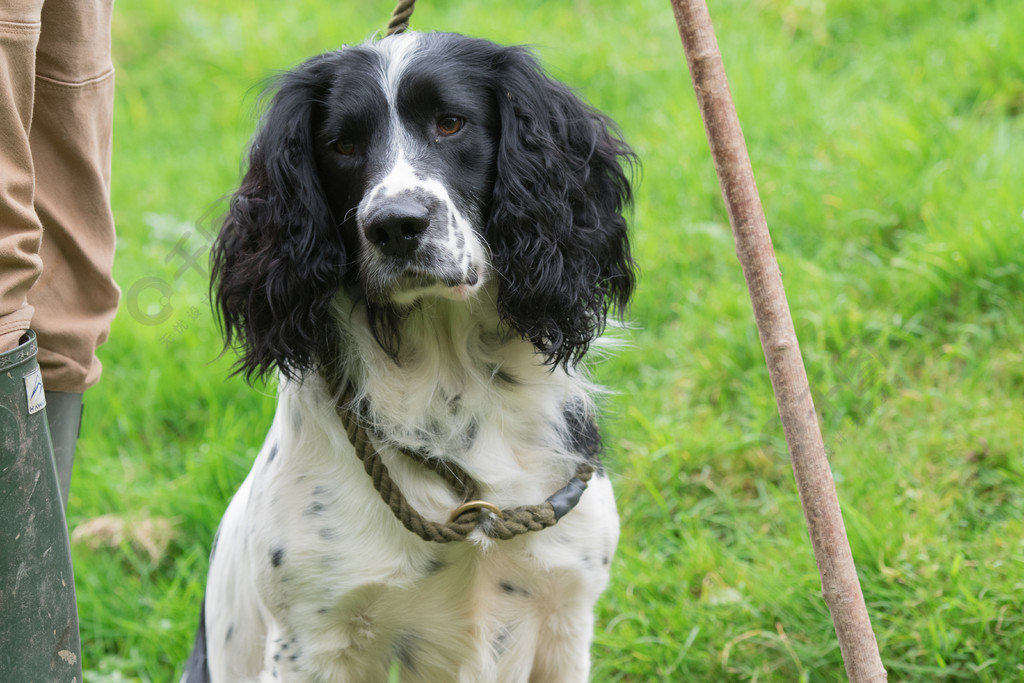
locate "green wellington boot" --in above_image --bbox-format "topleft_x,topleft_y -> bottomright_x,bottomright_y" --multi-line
45,390 -> 84,509
0,330 -> 83,681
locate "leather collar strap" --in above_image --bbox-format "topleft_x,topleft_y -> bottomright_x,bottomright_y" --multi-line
335,385 -> 594,543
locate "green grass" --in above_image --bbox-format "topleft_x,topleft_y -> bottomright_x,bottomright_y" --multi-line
70,0 -> 1023,680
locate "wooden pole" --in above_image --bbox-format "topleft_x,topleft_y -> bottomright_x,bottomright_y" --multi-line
668,1 -> 887,680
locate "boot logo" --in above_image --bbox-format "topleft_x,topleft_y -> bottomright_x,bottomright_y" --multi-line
24,367 -> 46,415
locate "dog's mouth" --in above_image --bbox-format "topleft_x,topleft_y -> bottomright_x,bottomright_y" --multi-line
355,247 -> 486,306
385,264 -> 484,305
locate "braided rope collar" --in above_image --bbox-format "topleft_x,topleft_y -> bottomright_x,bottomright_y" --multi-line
335,384 -> 595,543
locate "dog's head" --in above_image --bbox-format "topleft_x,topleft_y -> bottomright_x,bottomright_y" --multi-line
212,32 -> 636,382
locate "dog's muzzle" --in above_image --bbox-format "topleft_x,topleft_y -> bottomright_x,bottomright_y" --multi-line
357,187 -> 485,303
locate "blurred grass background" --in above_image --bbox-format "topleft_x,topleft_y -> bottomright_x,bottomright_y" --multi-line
70,0 -> 1023,680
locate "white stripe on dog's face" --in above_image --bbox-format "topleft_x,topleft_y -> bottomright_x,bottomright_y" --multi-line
378,32 -> 420,112
355,33 -> 488,306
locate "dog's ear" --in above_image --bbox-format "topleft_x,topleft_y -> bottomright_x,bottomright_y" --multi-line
487,47 -> 637,370
211,54 -> 346,383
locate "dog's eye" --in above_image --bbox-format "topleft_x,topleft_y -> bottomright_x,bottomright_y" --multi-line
436,116 -> 464,137
335,139 -> 357,156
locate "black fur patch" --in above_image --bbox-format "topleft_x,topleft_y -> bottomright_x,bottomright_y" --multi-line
499,580 -> 531,597
391,631 -> 421,673
562,398 -> 602,464
424,558 -> 448,575
491,624 -> 516,658
181,594 -> 210,682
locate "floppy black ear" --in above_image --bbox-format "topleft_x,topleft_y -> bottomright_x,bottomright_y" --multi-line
487,47 -> 637,370
211,55 -> 346,383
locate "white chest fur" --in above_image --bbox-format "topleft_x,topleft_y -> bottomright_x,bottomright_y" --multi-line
204,300 -> 619,682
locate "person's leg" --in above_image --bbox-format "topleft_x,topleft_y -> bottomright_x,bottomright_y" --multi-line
0,4 -> 82,677
30,0 -> 119,494
0,0 -> 116,677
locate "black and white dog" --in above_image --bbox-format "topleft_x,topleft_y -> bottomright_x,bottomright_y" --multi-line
184,30 -> 636,682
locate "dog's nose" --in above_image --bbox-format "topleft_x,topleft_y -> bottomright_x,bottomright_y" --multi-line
362,201 -> 430,258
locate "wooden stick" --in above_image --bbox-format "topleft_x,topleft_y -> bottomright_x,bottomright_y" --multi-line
668,2 -> 887,680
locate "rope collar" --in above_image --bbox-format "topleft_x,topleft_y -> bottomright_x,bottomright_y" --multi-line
335,384 -> 594,543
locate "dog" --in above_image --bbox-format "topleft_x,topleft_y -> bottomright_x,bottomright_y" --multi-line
183,30 -> 636,682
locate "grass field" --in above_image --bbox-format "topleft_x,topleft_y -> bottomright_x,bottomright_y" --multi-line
69,0 -> 1024,680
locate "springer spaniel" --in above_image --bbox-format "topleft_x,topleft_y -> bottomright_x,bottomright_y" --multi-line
184,30 -> 636,682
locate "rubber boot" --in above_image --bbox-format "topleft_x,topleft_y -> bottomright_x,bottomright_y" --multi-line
46,391 -> 84,509
0,331 -> 84,681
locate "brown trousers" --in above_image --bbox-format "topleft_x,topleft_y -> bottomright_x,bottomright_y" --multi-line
0,0 -> 119,393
